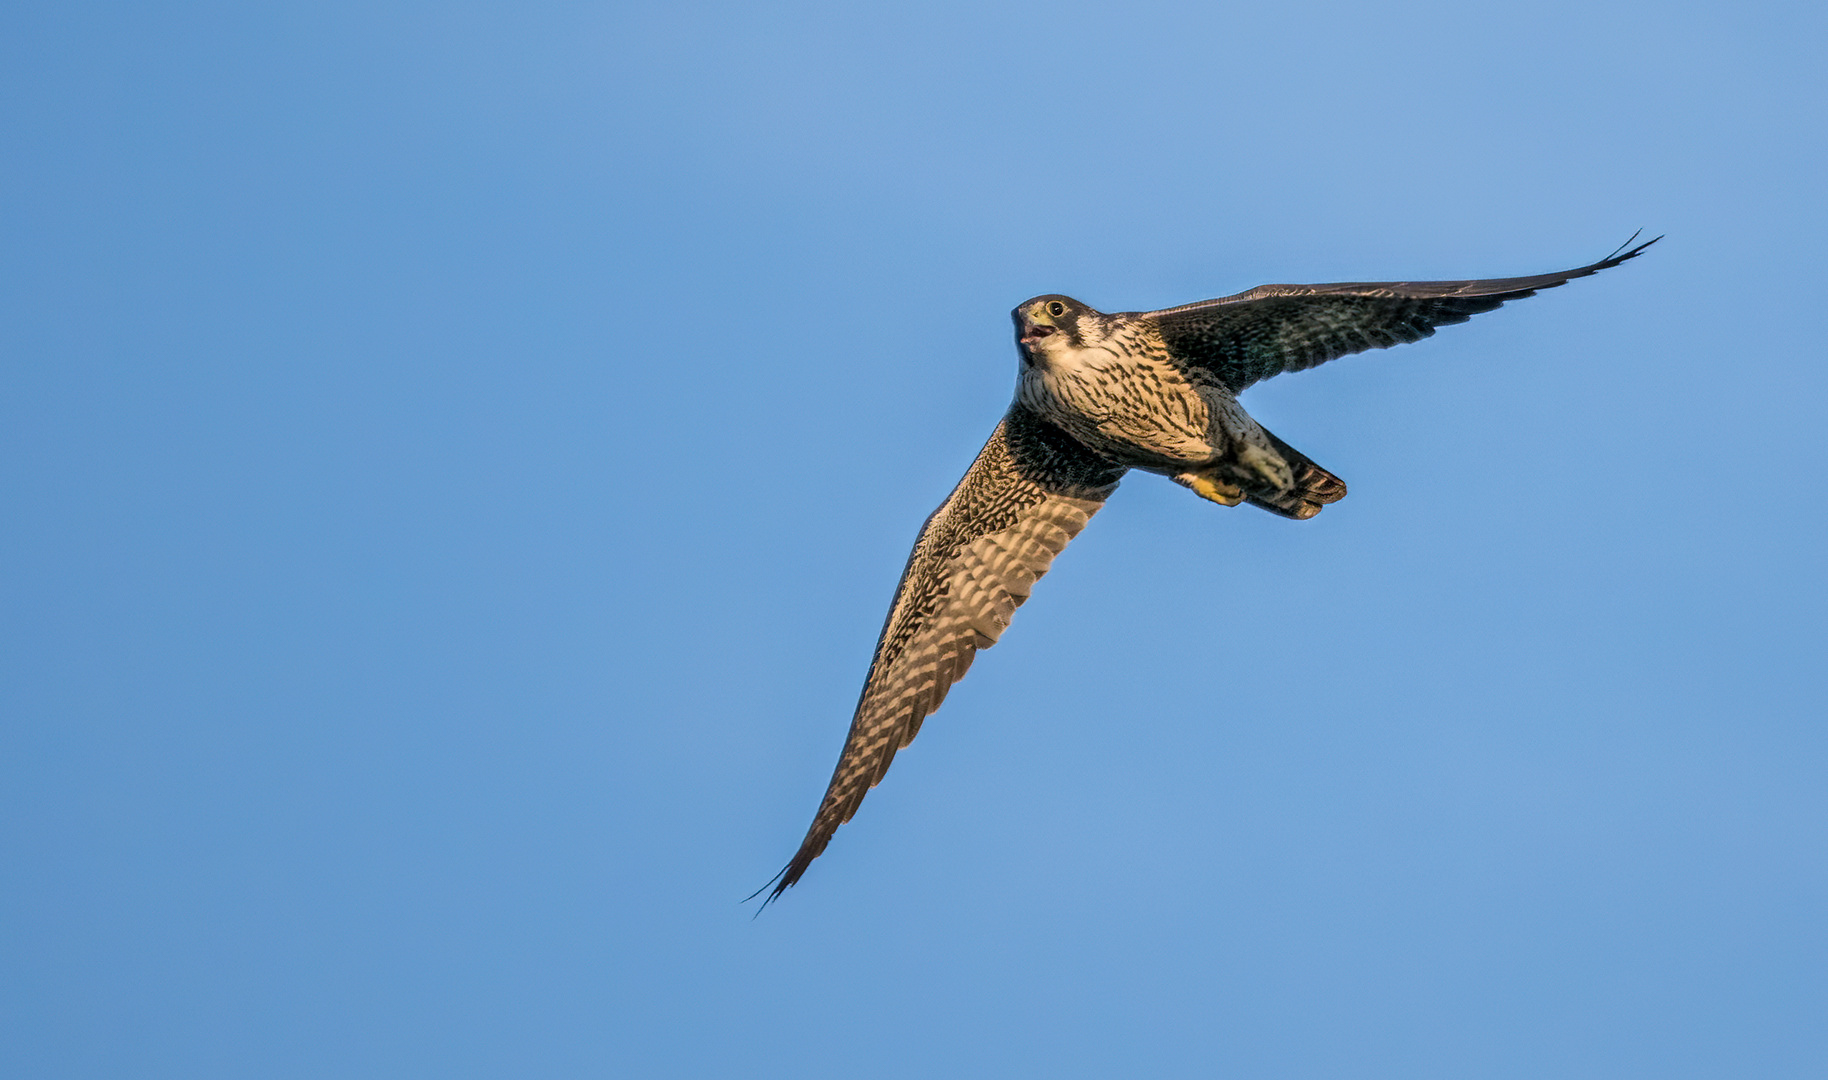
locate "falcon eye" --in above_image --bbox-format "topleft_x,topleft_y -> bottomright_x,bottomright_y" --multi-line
1046,301 -> 1067,317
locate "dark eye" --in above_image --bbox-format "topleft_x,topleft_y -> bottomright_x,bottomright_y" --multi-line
1047,301 -> 1067,317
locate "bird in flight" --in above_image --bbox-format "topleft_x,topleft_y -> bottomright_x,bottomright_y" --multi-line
757,234 -> 1658,906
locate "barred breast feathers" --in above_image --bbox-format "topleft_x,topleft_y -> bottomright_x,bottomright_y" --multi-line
1017,317 -> 1216,467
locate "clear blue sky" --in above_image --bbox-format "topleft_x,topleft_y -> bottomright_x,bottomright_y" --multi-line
5,2 -> 1824,1077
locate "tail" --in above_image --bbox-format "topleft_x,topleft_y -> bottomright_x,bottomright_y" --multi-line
1246,428 -> 1347,520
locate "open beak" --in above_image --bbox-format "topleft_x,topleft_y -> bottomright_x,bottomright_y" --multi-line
1018,306 -> 1057,346
1019,323 -> 1055,346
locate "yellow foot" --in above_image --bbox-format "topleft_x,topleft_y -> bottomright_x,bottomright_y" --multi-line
1185,473 -> 1245,507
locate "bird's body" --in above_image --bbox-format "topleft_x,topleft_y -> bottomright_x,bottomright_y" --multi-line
757,235 -> 1658,905
1016,304 -> 1223,470
1013,297 -> 1329,515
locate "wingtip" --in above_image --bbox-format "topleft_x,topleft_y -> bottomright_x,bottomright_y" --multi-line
743,869 -> 788,913
1602,230 -> 1662,265
743,870 -> 785,905
744,852 -> 813,915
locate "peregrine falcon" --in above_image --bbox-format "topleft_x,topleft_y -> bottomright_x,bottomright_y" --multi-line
757,234 -> 1657,905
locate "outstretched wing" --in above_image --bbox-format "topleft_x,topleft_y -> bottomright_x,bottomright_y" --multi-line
759,406 -> 1125,905
1148,234 -> 1659,391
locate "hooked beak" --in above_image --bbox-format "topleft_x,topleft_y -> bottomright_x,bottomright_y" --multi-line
1019,323 -> 1056,346
1018,305 -> 1058,347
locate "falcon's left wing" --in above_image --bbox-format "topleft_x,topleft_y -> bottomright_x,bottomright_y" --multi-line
758,406 -> 1125,905
1149,234 -> 1658,391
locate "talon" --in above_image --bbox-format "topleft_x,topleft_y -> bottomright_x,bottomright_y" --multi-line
1237,446 -> 1294,491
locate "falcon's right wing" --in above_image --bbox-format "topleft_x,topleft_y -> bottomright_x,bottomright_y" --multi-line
1149,233 -> 1659,391
758,406 -> 1125,905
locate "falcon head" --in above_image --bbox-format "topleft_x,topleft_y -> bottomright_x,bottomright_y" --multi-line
1013,295 -> 1095,361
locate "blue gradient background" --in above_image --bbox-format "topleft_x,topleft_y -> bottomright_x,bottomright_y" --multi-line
4,2 -> 1824,1077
